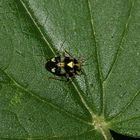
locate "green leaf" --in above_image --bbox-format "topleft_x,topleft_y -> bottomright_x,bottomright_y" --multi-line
0,0 -> 140,139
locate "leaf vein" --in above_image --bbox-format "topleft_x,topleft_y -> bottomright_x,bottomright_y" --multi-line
19,0 -> 56,56
86,0 -> 104,115
104,0 -> 136,81
111,115 -> 140,124
110,89 -> 140,121
1,109 -> 29,137
18,0 -> 94,126
0,68 -> 92,126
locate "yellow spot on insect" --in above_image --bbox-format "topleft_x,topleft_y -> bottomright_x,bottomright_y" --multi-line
67,61 -> 74,68
57,62 -> 65,67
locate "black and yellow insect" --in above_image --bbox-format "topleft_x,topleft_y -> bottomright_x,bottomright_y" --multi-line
45,55 -> 82,79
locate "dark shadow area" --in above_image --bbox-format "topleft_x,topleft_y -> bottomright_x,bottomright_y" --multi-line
110,130 -> 140,140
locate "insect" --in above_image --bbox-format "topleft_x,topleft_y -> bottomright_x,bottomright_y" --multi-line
45,53 -> 82,79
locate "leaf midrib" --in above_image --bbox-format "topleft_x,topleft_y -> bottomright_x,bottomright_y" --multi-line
19,0 -> 95,119
19,0 -> 56,56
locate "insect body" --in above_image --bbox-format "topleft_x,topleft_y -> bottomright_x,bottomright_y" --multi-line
45,56 -> 81,78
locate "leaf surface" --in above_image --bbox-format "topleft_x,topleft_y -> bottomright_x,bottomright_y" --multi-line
0,0 -> 140,139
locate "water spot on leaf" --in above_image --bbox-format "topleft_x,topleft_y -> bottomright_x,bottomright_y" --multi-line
10,91 -> 24,106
